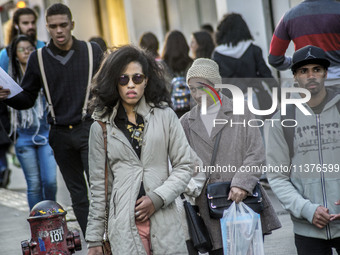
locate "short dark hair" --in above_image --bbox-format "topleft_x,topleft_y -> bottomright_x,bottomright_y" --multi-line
216,13 -> 253,46
200,24 -> 214,33
89,45 -> 171,116
46,3 -> 72,21
10,8 -> 37,43
89,36 -> 107,52
192,31 -> 215,59
139,32 -> 159,58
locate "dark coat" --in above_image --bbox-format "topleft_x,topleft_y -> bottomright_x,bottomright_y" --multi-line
212,43 -> 279,114
180,95 -> 281,250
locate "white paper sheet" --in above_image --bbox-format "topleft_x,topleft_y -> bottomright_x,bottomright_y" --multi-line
0,67 -> 23,98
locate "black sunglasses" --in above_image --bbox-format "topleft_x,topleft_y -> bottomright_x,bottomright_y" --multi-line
119,74 -> 145,86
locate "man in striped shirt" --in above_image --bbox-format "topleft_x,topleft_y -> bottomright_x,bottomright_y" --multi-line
268,0 -> 340,85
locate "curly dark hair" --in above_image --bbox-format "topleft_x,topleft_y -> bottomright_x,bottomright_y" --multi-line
89,45 -> 171,117
9,35 -> 36,82
192,31 -> 215,59
161,30 -> 192,74
216,13 -> 253,46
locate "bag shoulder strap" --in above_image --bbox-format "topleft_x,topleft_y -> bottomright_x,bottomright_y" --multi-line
97,120 -> 109,239
37,48 -> 57,124
281,104 -> 296,160
207,131 -> 222,180
97,120 -> 108,201
211,131 -> 222,166
82,42 -> 93,120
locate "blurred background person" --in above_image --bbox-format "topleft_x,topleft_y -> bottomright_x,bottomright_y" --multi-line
0,7 -> 45,72
89,36 -> 107,52
200,23 -> 216,45
0,7 -> 46,185
190,31 -> 215,59
268,0 -> 340,86
162,30 -> 193,118
139,32 -> 161,61
7,35 -> 57,210
212,13 -> 278,119
139,31 -> 172,91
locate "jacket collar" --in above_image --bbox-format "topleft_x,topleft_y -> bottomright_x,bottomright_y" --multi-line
92,96 -> 153,125
188,94 -> 233,145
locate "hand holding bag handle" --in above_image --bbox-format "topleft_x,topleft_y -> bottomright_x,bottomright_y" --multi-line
206,131 -> 263,219
97,121 -> 112,255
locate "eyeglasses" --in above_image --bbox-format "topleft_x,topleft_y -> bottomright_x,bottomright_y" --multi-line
17,46 -> 35,53
119,74 -> 145,86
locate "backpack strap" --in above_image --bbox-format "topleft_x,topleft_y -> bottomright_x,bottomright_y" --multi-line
281,104 -> 296,161
82,42 -> 93,120
37,48 -> 57,124
37,42 -> 93,124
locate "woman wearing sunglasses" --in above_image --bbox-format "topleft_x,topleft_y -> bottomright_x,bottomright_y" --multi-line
86,45 -> 193,255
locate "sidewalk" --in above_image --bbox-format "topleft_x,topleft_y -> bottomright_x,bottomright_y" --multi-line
0,159 -> 298,254
0,159 -> 87,255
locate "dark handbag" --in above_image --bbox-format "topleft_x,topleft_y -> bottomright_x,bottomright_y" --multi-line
98,121 -> 112,255
205,131 -> 263,219
206,182 -> 263,219
181,194 -> 212,253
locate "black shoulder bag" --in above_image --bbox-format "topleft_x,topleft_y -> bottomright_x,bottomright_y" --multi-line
206,132 -> 264,219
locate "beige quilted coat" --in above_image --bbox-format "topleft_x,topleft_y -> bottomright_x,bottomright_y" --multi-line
86,97 -> 193,255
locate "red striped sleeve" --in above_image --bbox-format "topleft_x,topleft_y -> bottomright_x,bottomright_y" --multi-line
269,34 -> 290,56
294,33 -> 340,52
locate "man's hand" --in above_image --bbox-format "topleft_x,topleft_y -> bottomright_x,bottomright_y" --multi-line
312,206 -> 330,228
330,200 -> 340,221
87,246 -> 103,255
228,186 -> 248,203
0,86 -> 10,100
135,196 -> 155,222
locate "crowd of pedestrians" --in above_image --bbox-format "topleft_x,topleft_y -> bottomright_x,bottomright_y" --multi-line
0,1 -> 340,254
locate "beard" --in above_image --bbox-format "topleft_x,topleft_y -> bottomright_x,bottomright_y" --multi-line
306,82 -> 323,96
20,29 -> 37,41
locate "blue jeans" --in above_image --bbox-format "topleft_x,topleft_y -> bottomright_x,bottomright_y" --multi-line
15,131 -> 57,210
0,147 -> 8,183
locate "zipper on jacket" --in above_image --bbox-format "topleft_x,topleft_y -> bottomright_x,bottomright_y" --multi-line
316,114 -> 331,239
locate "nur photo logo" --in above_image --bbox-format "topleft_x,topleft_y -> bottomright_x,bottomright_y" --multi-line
199,84 -> 312,127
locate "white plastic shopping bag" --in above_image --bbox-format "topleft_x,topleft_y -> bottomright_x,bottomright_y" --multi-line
220,202 -> 264,255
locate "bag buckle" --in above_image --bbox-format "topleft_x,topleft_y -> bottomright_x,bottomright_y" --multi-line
210,202 -> 217,209
207,194 -> 213,199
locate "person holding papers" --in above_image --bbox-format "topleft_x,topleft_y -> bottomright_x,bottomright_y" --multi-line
7,35 -> 57,210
